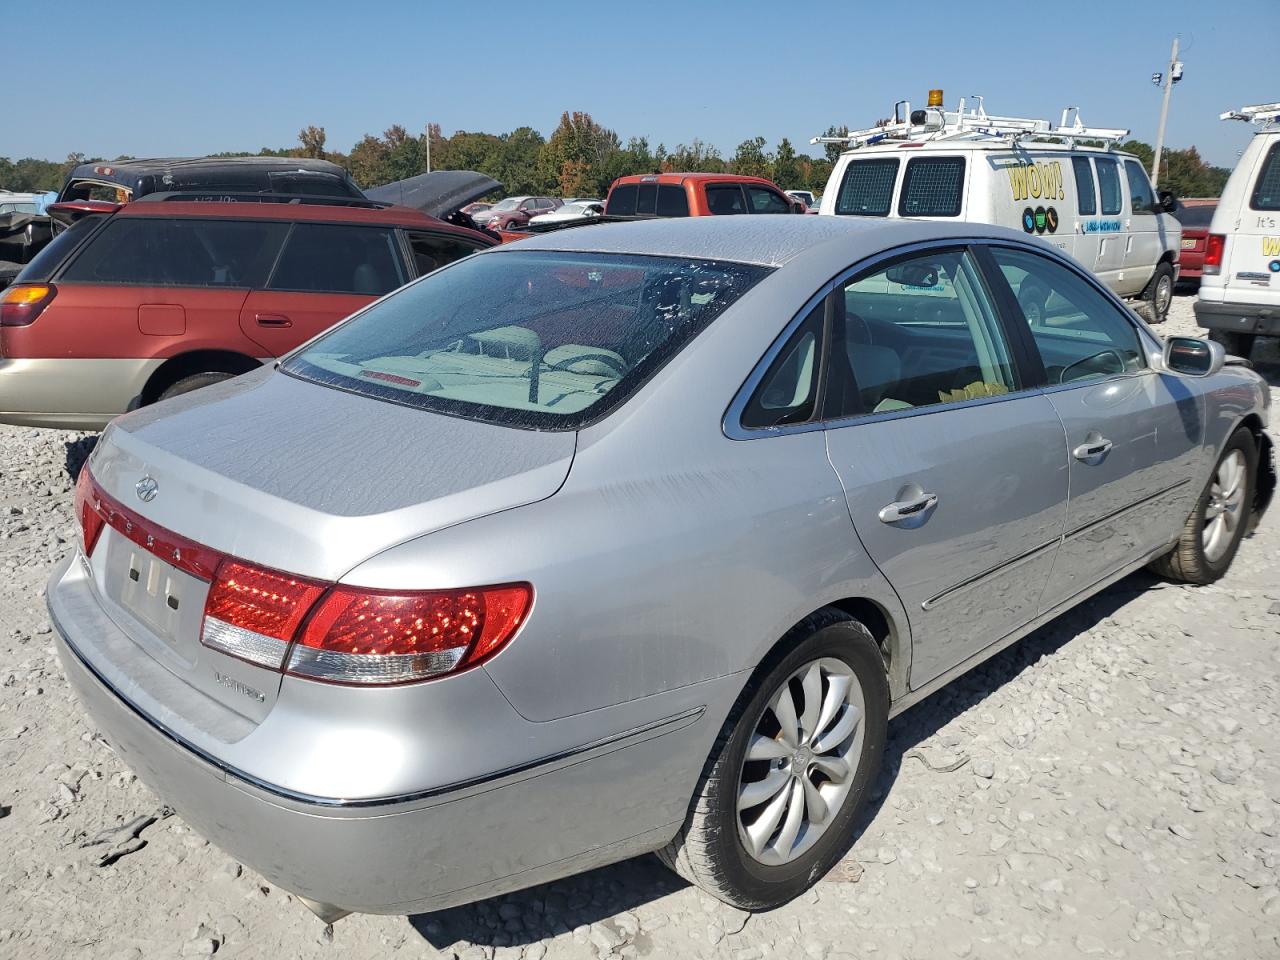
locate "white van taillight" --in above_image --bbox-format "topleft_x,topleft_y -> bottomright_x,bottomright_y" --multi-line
199,558 -> 531,683
1203,234 -> 1225,275
287,583 -> 531,685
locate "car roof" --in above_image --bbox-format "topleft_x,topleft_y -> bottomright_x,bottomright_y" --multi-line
494,214 -> 1034,268
68,157 -> 349,179
112,199 -> 488,239
612,172 -> 781,187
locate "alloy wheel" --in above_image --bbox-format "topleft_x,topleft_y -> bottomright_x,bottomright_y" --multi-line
736,657 -> 865,866
1203,449 -> 1246,562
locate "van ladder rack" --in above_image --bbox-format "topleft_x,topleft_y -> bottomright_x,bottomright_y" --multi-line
812,97 -> 1129,152
1220,102 -> 1280,128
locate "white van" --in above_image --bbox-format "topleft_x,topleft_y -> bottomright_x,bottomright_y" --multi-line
815,95 -> 1182,321
1195,102 -> 1280,358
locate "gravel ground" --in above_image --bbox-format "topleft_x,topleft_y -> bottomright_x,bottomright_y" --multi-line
1,295 -> 1278,960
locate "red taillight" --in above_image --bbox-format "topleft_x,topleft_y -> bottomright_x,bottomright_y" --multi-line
74,467 -> 105,557
1203,234 -> 1225,275
0,283 -> 57,327
288,583 -> 532,685
201,560 -> 327,669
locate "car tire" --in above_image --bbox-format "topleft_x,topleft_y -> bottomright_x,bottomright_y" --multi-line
1207,329 -> 1256,360
1142,261 -> 1175,324
158,372 -> 237,401
1150,426 -> 1257,585
657,609 -> 888,910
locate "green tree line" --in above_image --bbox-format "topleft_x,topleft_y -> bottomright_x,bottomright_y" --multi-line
0,116 -> 1234,200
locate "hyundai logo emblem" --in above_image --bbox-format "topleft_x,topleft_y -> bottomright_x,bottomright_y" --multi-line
135,476 -> 159,503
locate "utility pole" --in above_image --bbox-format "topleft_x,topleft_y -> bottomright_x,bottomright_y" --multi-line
1151,37 -> 1181,188
425,124 -> 432,174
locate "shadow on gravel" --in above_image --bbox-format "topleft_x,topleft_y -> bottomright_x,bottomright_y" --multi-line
64,436 -> 99,481
408,569 -> 1173,951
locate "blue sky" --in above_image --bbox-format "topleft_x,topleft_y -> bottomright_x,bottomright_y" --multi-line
7,0 -> 1275,170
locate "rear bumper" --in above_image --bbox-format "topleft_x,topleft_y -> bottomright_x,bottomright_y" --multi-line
1194,299 -> 1280,336
48,554 -> 721,914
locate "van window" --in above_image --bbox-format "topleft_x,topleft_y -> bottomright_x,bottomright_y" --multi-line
898,157 -> 965,217
61,217 -> 287,287
656,185 -> 689,217
606,183 -> 638,216
1072,157 -> 1097,215
1251,142 -> 1280,211
834,158 -> 898,216
1095,159 -> 1123,216
1124,161 -> 1156,214
268,223 -> 406,295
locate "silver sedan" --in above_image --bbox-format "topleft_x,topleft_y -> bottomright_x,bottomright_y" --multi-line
48,216 -> 1273,918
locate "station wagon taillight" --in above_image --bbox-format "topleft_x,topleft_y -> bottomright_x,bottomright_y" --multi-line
0,283 -> 56,326
1203,234 -> 1225,275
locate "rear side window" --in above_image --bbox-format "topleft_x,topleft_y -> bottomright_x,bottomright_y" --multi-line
268,223 -> 406,295
705,185 -> 747,215
746,186 -> 791,214
899,157 -> 965,217
656,184 -> 690,217
741,304 -> 823,429
834,158 -> 898,216
1124,160 -> 1156,214
1072,157 -> 1097,215
1251,142 -> 1280,211
1095,159 -> 1123,215
606,183 -> 638,216
60,217 -> 287,287
18,215 -> 104,282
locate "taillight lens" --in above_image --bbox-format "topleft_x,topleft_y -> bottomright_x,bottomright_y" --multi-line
201,560 -> 327,669
0,283 -> 57,327
1203,234 -> 1225,275
288,583 -> 532,685
74,466 -> 105,557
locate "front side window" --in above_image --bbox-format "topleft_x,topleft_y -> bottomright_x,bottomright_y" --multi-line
834,248 -> 1017,417
705,185 -> 747,215
1095,158 -> 1123,215
988,246 -> 1145,384
1124,160 -> 1156,214
746,186 -> 791,214
899,156 -> 965,217
1072,156 -> 1097,215
1251,142 -> 1280,211
60,217 -> 287,287
834,158 -> 898,216
283,251 -> 770,429
656,184 -> 690,217
268,223 -> 406,295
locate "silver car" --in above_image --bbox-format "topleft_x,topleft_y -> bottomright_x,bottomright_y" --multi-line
48,217 -> 1273,919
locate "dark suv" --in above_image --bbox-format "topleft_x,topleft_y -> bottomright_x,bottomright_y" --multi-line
0,195 -> 494,429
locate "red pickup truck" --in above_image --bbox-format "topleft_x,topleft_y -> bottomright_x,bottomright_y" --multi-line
603,173 -> 803,217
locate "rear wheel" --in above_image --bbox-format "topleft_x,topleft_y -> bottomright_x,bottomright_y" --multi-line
1142,262 -> 1175,323
1207,329 -> 1256,360
1150,426 -> 1257,584
658,610 -> 888,910
158,371 -> 236,401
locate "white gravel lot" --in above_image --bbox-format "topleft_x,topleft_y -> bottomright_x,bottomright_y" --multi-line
1,295 -> 1277,960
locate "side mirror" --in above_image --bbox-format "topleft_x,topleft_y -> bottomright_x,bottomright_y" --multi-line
1164,336 -> 1225,377
1158,190 -> 1177,213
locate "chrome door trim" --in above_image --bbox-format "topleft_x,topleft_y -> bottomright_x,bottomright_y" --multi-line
1062,477 -> 1192,541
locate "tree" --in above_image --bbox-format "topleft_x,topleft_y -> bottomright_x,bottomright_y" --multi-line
820,125 -> 850,164
730,136 -> 771,179
298,126 -> 327,160
538,112 -> 620,194
495,126 -> 546,194
347,134 -> 392,187
666,139 -> 724,173
772,138 -> 800,189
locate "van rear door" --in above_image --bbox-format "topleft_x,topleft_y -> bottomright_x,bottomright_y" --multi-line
1224,138 -> 1280,309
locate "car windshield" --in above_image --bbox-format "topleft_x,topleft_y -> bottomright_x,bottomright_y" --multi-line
283,250 -> 770,429
490,198 -> 520,211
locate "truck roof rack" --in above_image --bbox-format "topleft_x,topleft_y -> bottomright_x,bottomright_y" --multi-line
1219,102 -> 1280,127
812,96 -> 1129,152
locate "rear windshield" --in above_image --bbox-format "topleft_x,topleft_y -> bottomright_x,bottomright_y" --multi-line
606,184 -> 637,216
282,250 -> 770,430
834,158 -> 898,216
1173,203 -> 1217,228
1251,142 -> 1280,211
899,156 -> 965,217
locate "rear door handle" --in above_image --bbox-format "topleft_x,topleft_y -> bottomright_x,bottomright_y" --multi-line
1073,438 -> 1113,461
255,313 -> 292,328
878,493 -> 938,524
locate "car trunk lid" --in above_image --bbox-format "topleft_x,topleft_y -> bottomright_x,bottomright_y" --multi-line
363,170 -> 501,220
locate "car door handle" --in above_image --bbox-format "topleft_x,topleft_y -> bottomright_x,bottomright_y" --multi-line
1073,438 -> 1113,461
255,313 -> 292,327
878,493 -> 938,524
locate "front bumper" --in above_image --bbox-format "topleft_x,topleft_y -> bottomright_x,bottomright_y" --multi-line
1194,299 -> 1280,336
48,555 -> 721,914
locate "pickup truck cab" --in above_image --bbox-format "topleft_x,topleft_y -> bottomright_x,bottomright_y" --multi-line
604,173 -> 803,217
1195,103 -> 1280,359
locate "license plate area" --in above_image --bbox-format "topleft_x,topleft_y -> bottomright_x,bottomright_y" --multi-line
1181,238 -> 1196,249
119,549 -> 187,645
